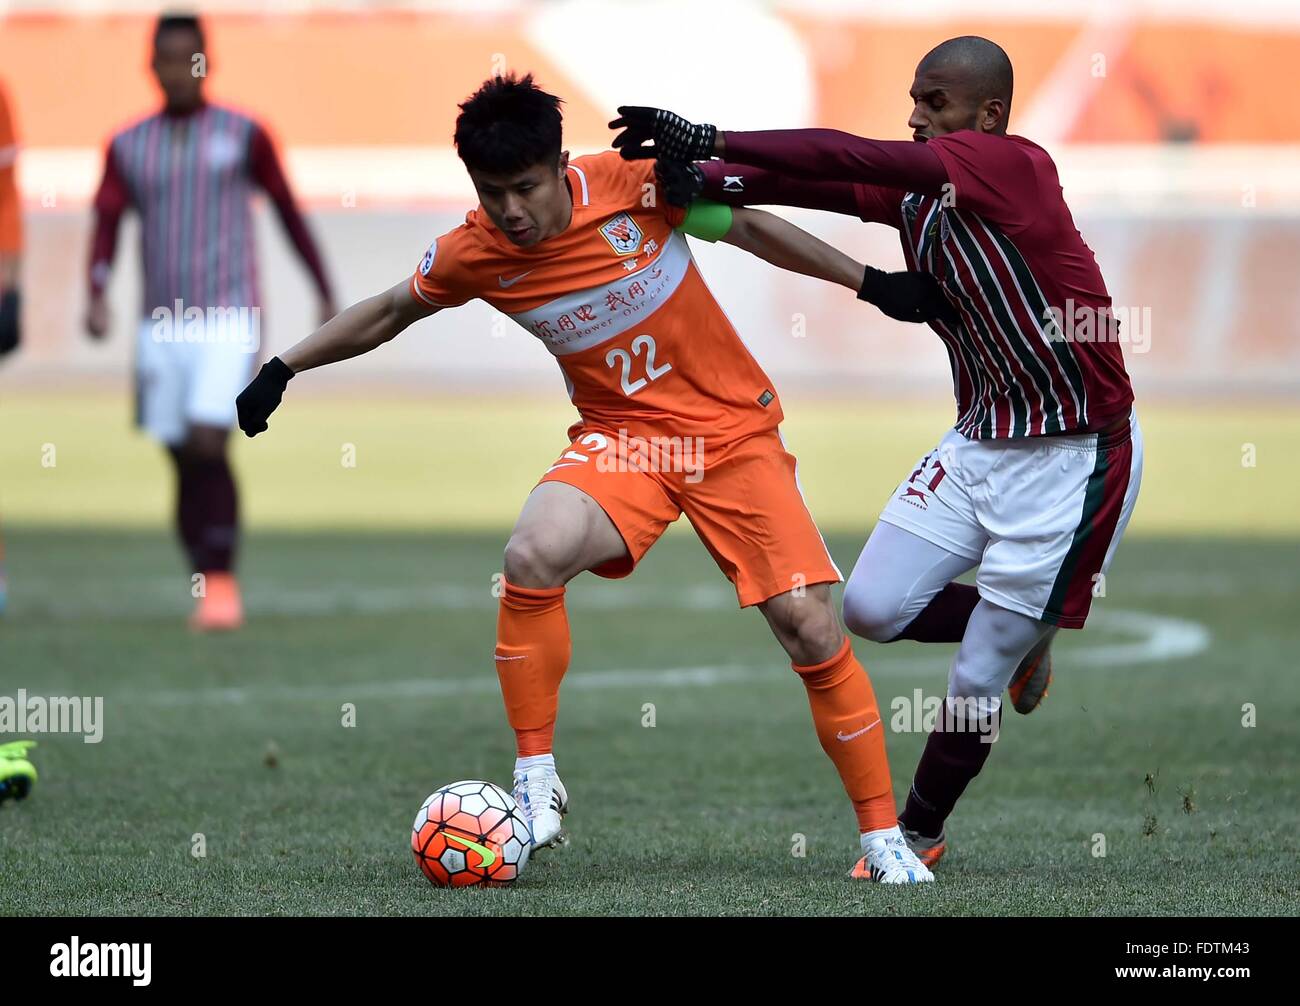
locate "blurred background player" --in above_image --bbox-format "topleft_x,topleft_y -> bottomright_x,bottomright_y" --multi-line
0,77 -> 23,615
613,34 -> 1142,870
84,12 -> 335,630
237,73 -> 936,883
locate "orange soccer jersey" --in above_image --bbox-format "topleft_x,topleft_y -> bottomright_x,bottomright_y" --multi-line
409,151 -> 782,445
409,151 -> 839,607
0,81 -> 21,255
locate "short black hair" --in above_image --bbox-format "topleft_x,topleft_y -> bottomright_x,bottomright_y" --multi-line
920,36 -> 1013,112
454,73 -> 563,175
155,12 -> 205,52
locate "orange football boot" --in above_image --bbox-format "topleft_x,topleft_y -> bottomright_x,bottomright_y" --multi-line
901,825 -> 948,869
1008,633 -> 1054,714
190,571 -> 244,632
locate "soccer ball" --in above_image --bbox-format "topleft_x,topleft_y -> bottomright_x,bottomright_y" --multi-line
411,780 -> 532,888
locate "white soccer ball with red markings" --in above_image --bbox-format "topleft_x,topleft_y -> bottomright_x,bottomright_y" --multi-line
411,780 -> 532,888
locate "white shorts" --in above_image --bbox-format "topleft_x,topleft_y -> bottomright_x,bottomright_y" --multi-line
134,315 -> 258,445
876,410 -> 1143,629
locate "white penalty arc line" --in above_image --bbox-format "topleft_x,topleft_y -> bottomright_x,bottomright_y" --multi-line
137,610 -> 1210,709
1070,610 -> 1210,668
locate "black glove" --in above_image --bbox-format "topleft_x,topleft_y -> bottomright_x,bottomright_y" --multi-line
610,106 -> 717,162
654,159 -> 705,209
236,356 -> 294,437
858,266 -> 960,325
0,289 -> 19,357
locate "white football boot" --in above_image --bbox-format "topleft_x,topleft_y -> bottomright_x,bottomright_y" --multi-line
850,830 -> 936,884
512,764 -> 569,850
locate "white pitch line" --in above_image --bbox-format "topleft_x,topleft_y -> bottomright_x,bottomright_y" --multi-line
133,609 -> 1209,709
1067,610 -> 1210,666
17,569 -> 1286,621
141,664 -> 765,708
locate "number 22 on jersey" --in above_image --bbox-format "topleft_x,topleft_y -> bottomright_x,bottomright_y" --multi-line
605,334 -> 672,397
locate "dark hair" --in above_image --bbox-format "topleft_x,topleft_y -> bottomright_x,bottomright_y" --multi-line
454,73 -> 563,175
155,12 -> 205,52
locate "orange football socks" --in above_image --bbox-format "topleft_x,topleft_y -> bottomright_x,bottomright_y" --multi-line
792,637 -> 898,833
494,579 -> 571,758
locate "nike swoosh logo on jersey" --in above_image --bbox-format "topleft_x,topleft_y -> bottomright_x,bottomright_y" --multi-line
498,270 -> 534,288
836,719 -> 882,742
445,831 -> 497,868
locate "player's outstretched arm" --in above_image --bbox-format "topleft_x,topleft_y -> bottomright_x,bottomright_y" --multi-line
236,280 -> 436,437
710,206 -> 957,325
720,207 -> 864,292
279,279 -> 433,374
613,106 -> 947,196
655,158 -> 865,218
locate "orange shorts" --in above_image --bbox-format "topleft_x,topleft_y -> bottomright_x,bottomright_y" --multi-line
537,426 -> 841,607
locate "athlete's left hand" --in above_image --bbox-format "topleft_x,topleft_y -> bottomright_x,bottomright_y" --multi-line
610,106 -> 717,162
236,356 -> 294,437
654,159 -> 705,208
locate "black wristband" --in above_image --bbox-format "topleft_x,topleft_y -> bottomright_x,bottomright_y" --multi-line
856,266 -> 891,304
0,289 -> 20,356
857,265 -> 959,325
265,356 -> 295,385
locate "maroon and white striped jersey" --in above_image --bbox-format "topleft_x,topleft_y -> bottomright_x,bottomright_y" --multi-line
862,131 -> 1134,439
90,102 -> 330,315
705,128 -> 1136,440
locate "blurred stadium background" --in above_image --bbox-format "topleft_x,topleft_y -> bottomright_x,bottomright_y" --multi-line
2,0 -> 1299,534
2,1 -> 1298,915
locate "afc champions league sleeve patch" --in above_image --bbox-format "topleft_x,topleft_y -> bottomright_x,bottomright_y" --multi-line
599,213 -> 643,256
419,240 -> 437,277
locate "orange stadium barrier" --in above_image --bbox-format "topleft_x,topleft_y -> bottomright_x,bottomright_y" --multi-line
1,8 -> 1297,393
0,11 -> 1297,150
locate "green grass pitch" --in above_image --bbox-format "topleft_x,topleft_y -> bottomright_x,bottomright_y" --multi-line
1,393 -> 1297,915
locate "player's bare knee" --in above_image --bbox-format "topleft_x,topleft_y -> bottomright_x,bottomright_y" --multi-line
766,586 -> 843,665
802,619 -> 845,665
502,531 -> 569,589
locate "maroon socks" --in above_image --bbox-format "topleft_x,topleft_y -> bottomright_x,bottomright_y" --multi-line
168,448 -> 238,573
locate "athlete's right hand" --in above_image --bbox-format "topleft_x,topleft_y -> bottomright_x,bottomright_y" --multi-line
236,356 -> 294,437
610,106 -> 717,162
85,295 -> 109,340
654,159 -> 705,209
